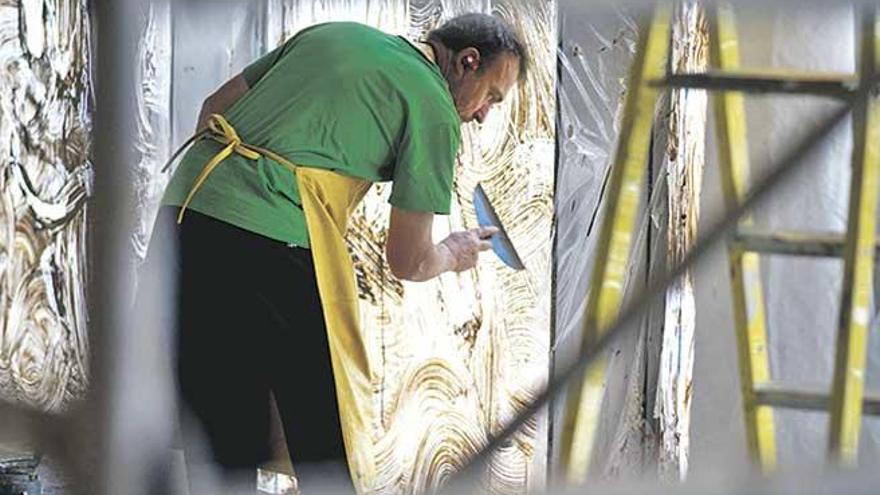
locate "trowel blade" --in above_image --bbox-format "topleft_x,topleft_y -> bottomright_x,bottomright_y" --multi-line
473,183 -> 525,271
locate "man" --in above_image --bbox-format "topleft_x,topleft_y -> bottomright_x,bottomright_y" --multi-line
154,12 -> 528,493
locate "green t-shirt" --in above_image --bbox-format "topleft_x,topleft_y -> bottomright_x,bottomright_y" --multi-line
162,22 -> 461,247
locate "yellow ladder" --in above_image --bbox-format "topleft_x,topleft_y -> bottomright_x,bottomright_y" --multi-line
559,2 -> 880,482
558,4 -> 671,484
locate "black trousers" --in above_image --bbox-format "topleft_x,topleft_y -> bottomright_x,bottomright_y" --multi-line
145,208 -> 349,488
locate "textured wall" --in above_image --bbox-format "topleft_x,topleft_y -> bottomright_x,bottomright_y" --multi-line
350,1 -> 555,491
161,1 -> 555,493
0,0 -> 92,412
654,2 -> 707,479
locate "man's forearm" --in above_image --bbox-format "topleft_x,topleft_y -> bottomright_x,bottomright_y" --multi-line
386,209 -> 494,282
390,241 -> 455,282
406,242 -> 456,282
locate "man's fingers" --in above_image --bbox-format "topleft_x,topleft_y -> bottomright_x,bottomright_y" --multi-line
476,226 -> 499,239
477,240 -> 493,251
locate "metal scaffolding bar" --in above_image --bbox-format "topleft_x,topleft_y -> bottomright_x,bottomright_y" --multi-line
91,1 -> 177,494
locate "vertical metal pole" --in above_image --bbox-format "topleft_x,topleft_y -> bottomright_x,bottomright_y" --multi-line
92,1 -> 176,494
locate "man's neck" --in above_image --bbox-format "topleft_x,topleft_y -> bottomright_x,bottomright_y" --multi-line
425,40 -> 453,82
414,40 -> 436,63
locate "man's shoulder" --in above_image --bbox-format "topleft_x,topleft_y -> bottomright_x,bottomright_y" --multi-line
285,23 -> 457,120
295,21 -> 392,44
293,22 -> 411,69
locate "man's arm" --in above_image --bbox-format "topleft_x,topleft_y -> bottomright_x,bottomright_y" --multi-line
386,206 -> 497,282
195,74 -> 250,133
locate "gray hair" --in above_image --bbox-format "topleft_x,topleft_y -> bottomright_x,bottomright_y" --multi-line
427,13 -> 530,82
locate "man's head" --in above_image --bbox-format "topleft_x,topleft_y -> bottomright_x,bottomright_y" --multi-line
427,13 -> 529,124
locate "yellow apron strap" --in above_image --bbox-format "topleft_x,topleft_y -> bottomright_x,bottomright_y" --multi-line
164,114 -> 300,223
160,129 -> 207,174
171,114 -> 377,491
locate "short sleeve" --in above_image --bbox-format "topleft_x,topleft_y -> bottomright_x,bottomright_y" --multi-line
389,121 -> 460,214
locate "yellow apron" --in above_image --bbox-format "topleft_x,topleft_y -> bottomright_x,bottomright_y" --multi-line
167,114 -> 376,491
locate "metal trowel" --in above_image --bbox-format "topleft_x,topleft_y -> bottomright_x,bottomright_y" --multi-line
473,183 -> 525,270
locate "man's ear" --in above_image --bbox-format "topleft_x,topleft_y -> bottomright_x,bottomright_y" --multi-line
455,47 -> 481,75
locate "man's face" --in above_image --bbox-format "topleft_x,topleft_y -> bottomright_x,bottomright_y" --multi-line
449,51 -> 520,124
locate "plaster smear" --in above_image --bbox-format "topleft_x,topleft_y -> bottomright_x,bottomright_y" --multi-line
654,1 -> 707,481
0,0 -> 92,412
266,0 -> 555,492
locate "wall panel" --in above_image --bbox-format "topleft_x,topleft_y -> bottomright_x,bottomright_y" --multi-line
0,0 -> 92,412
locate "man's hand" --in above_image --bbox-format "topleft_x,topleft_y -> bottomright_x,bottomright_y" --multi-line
386,207 -> 498,281
438,227 -> 498,273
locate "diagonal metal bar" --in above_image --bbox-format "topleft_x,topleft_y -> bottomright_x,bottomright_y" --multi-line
441,99 -> 856,493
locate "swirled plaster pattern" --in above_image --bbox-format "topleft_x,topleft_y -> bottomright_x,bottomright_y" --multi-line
0,0 -> 91,413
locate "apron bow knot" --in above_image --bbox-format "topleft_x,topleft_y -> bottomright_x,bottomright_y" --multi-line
206,114 -> 262,160
167,114 -> 294,223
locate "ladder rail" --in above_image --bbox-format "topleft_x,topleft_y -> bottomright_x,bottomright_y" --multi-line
709,2 -> 778,472
558,4 -> 672,484
827,6 -> 880,465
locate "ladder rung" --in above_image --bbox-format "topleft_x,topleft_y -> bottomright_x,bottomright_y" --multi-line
654,69 -> 857,98
754,383 -> 880,415
732,228 -> 880,258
